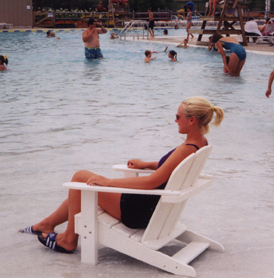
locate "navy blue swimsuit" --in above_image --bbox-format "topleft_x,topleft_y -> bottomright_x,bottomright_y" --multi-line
120,144 -> 199,229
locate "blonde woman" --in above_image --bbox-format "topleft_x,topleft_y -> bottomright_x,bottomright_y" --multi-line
20,97 -> 224,254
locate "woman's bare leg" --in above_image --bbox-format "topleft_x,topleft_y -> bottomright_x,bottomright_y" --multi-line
40,170 -> 122,251
32,199 -> 69,233
186,22 -> 194,39
228,53 -> 240,75
235,59 -> 246,76
207,1 -> 213,16
210,0 -> 220,16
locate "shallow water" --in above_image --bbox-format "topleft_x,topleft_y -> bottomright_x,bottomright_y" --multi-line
0,29 -> 274,278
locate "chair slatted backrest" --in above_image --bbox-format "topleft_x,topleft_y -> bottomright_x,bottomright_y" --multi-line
265,23 -> 274,33
142,145 -> 212,244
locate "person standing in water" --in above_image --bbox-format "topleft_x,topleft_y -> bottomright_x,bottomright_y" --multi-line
211,32 -> 246,76
147,8 -> 155,38
82,19 -> 107,60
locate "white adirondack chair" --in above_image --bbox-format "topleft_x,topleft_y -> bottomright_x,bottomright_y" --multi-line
63,145 -> 224,277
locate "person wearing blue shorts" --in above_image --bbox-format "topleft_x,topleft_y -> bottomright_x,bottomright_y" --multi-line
82,18 -> 107,60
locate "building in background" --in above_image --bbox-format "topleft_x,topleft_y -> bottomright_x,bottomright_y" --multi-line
0,0 -> 33,28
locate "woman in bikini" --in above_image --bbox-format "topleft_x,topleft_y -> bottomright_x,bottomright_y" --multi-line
211,32 -> 246,76
20,97 -> 224,254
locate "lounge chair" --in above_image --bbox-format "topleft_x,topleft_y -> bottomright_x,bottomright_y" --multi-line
0,22 -> 13,29
256,21 -> 274,44
63,145 -> 224,277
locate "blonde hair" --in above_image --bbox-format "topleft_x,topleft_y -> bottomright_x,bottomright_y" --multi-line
181,96 -> 224,134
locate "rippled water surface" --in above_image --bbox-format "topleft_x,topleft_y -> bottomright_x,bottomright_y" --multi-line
0,29 -> 274,277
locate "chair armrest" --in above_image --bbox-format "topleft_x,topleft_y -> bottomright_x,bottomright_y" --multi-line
63,174 -> 212,203
63,182 -> 180,197
112,164 -> 155,177
162,176 -> 212,203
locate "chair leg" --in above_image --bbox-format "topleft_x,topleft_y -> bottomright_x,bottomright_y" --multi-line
176,229 -> 225,252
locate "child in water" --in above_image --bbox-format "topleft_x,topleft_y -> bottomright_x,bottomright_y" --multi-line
144,50 -> 156,63
168,50 -> 177,61
177,39 -> 189,48
46,31 -> 60,39
110,33 -> 119,39
0,55 -> 8,70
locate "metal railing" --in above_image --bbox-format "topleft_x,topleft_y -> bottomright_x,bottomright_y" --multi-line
119,20 -> 149,40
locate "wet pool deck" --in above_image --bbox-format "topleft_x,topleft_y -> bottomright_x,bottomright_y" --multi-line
132,34 -> 274,54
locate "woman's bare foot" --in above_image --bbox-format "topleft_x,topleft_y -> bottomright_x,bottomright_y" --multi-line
32,221 -> 55,234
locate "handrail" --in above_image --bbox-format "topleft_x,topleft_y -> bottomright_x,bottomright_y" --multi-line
119,19 -> 148,40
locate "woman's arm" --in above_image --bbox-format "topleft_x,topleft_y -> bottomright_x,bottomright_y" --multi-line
86,145 -> 194,190
216,42 -> 227,65
127,159 -> 158,170
216,41 -> 232,74
266,69 -> 274,98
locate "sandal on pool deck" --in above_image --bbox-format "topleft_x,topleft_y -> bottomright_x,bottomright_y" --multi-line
19,226 -> 42,235
38,232 -> 75,254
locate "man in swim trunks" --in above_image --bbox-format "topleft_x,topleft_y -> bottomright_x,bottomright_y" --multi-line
147,8 -> 154,38
82,19 -> 107,60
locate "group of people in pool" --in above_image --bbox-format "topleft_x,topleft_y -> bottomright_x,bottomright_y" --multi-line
144,47 -> 177,62
144,30 -> 246,76
14,8 -> 273,257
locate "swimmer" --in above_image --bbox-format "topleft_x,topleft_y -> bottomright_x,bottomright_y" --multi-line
163,29 -> 168,35
0,55 -> 8,71
211,32 -> 246,76
144,50 -> 156,63
177,39 -> 189,48
82,19 -> 107,60
110,33 -> 119,39
46,31 -> 60,39
168,50 -> 177,61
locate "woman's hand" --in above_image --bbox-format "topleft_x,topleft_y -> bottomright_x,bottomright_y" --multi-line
87,173 -> 109,186
127,159 -> 146,169
223,65 -> 232,74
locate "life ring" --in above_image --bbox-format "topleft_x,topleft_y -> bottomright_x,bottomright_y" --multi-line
186,2 -> 194,12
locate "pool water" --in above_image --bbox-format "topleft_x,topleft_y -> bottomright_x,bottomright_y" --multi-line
0,29 -> 274,277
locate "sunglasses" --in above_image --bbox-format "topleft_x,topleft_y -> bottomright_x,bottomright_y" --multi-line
176,114 -> 180,120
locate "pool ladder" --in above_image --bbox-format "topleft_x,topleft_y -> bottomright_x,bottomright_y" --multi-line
120,20 -> 149,40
